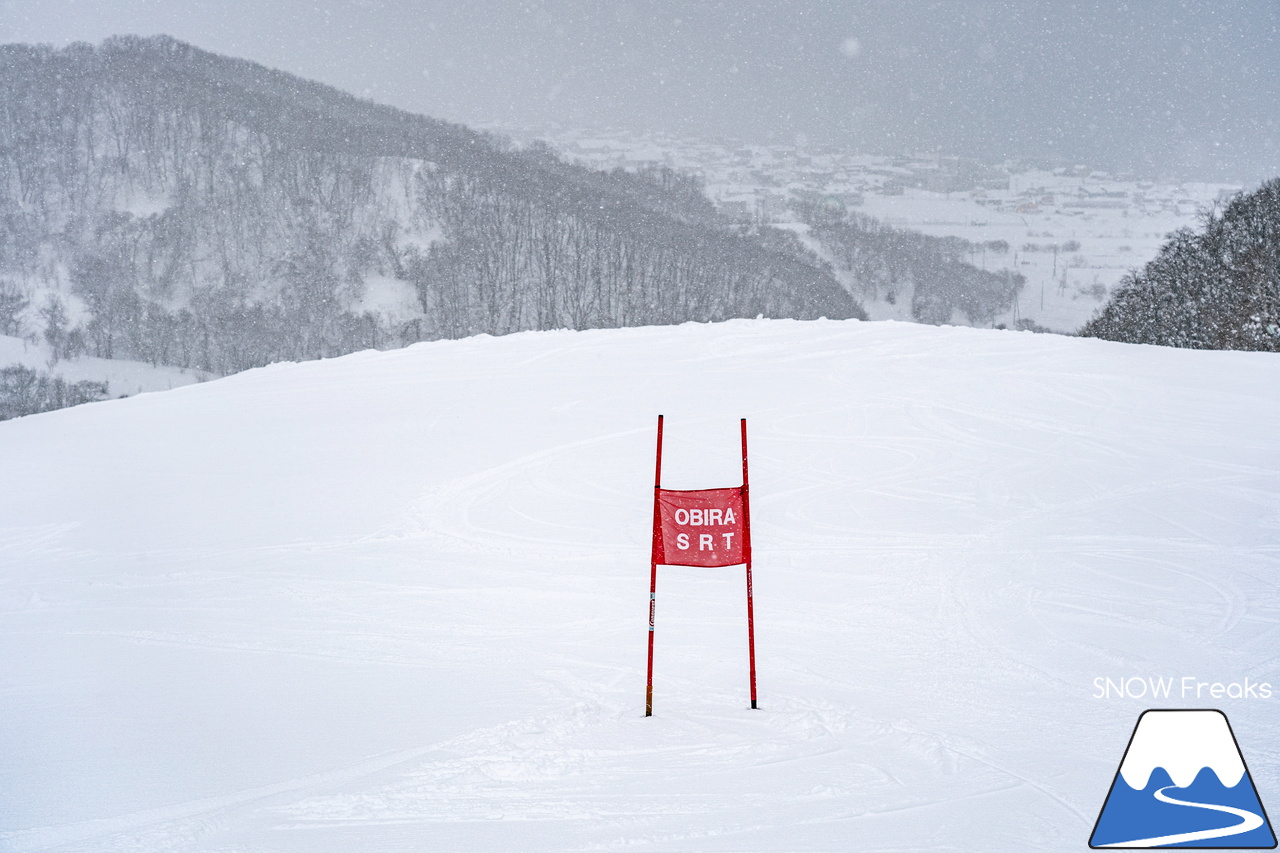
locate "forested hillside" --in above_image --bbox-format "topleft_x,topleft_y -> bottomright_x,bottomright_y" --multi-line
794,202 -> 1025,327
0,36 -> 862,375
1081,178 -> 1280,351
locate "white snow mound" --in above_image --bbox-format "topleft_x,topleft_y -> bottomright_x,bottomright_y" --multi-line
1119,710 -> 1247,790
1,318 -> 1278,853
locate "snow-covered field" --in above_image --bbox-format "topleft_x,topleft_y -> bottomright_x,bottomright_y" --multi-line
0,334 -> 213,398
857,182 -> 1225,332
528,125 -> 1236,334
1,319 -> 1278,852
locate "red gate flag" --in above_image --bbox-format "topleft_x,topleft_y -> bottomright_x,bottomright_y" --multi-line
646,415 -> 757,717
653,487 -> 746,567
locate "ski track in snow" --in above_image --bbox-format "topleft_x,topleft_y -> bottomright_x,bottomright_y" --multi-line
1098,785 -> 1265,847
1,319 -> 1278,851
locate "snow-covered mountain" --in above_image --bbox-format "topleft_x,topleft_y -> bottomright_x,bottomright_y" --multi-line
1093,710 -> 1274,848
0,36 -> 859,378
1,318 -> 1278,852
1119,711 -> 1247,790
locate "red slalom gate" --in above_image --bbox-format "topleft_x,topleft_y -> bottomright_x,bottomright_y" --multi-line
646,415 -> 757,716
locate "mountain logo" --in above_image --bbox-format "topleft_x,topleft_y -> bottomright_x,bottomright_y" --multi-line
1090,709 -> 1276,848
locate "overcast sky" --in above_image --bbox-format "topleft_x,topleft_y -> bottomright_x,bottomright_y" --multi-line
3,0 -> 1277,184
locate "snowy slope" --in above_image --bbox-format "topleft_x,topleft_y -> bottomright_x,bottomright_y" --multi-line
1,319 -> 1278,852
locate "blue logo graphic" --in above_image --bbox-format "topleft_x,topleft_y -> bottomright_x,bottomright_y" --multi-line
1090,710 -> 1276,848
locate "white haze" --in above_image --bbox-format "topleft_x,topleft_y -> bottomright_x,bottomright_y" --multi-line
2,0 -> 1277,184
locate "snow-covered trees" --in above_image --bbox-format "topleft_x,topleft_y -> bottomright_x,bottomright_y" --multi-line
794,203 -> 1024,326
0,365 -> 106,421
0,37 -> 862,376
38,296 -> 75,362
1081,179 -> 1280,351
0,280 -> 27,336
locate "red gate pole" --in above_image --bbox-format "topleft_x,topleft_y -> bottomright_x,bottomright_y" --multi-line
741,417 -> 758,710
646,414 -> 664,717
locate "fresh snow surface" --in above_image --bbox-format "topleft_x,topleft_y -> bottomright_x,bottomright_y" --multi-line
1,318 -> 1278,852
1118,711 -> 1246,790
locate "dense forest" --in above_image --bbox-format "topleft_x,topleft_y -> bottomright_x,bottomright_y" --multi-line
0,35 -> 863,378
1081,178 -> 1279,351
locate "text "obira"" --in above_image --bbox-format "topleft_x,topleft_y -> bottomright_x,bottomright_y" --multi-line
672,507 -> 738,551
672,508 -> 736,526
